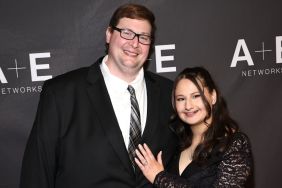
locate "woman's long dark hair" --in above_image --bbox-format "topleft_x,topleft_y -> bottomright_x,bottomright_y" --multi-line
170,67 -> 239,164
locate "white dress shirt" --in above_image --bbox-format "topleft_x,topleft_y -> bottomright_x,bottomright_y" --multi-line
100,55 -> 147,149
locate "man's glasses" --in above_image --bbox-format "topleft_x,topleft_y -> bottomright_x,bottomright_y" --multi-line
112,26 -> 152,45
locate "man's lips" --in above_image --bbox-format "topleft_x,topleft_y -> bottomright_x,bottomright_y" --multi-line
124,50 -> 139,56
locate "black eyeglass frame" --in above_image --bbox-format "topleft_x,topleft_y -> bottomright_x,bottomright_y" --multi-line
111,26 -> 152,45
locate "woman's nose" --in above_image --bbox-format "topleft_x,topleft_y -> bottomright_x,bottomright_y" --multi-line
185,100 -> 193,110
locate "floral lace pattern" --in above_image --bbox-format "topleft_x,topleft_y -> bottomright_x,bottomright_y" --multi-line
154,132 -> 253,188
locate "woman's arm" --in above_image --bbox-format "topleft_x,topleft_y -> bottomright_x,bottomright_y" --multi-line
135,144 -> 193,188
135,132 -> 253,188
213,132 -> 253,187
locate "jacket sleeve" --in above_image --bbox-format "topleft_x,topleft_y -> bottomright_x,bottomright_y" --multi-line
20,83 -> 60,188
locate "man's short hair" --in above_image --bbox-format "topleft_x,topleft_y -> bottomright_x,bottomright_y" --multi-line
109,3 -> 156,40
105,3 -> 156,55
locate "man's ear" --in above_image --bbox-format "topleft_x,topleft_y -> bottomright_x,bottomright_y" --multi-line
106,27 -> 112,43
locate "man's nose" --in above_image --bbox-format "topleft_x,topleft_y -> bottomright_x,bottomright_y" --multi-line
130,35 -> 139,47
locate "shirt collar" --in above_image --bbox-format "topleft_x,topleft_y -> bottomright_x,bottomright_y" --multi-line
100,55 -> 145,92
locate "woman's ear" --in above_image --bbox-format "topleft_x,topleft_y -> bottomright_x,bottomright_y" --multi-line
211,90 -> 217,105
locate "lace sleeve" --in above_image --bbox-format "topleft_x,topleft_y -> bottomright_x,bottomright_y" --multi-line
154,171 -> 193,188
153,132 -> 253,188
213,132 -> 253,187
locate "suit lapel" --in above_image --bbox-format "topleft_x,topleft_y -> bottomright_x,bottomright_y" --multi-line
134,73 -> 162,177
142,73 -> 160,147
86,59 -> 133,173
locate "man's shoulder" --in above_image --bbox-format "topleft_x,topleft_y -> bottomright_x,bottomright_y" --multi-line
144,70 -> 173,85
43,58 -> 103,91
44,66 -> 90,89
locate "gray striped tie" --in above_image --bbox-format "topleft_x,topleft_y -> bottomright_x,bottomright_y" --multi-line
127,85 -> 141,170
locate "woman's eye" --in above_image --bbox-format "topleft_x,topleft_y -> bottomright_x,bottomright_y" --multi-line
176,98 -> 184,101
192,94 -> 200,99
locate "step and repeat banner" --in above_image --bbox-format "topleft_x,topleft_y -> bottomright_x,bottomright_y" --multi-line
1,0 -> 281,187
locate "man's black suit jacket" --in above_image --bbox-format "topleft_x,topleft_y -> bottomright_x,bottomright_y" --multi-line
20,57 -> 178,188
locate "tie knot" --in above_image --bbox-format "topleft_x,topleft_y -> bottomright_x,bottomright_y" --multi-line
127,85 -> 135,96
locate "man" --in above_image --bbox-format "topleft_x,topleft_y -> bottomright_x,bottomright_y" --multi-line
20,3 -> 177,188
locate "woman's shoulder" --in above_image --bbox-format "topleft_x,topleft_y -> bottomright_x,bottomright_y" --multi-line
232,131 -> 250,142
224,131 -> 252,156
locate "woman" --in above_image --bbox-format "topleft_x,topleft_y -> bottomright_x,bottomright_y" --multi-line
135,67 -> 253,187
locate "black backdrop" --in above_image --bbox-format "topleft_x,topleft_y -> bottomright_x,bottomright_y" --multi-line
1,0 -> 282,187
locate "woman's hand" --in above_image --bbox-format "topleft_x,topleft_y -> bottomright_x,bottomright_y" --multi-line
135,143 -> 164,183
